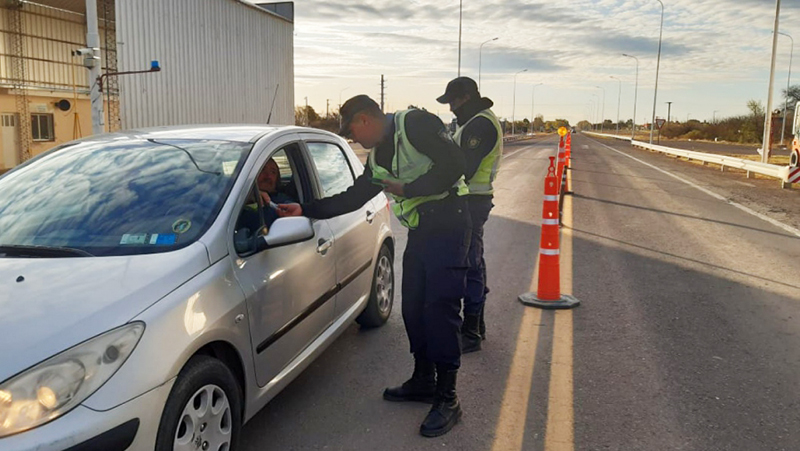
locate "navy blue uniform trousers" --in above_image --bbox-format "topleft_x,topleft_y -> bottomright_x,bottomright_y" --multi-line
463,195 -> 493,316
402,194 -> 472,368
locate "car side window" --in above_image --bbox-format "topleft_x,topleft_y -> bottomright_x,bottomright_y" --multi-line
306,142 -> 355,198
234,144 -> 309,255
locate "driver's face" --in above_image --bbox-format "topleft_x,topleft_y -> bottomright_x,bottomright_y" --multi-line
257,159 -> 280,194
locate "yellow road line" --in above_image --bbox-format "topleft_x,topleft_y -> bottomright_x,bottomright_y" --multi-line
491,274 -> 543,450
545,166 -> 576,451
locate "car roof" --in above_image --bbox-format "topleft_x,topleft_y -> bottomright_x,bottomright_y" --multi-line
80,124 -> 336,144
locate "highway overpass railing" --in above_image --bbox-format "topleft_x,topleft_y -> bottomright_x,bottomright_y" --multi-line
584,132 -> 793,188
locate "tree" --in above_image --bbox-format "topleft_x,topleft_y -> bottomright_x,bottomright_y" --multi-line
576,120 -> 592,131
533,114 -> 545,132
747,99 -> 765,118
783,85 -> 800,110
295,105 -> 320,126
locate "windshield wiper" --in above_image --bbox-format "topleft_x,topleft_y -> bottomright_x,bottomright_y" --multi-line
0,245 -> 94,258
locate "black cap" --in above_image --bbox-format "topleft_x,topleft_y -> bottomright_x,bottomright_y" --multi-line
338,94 -> 381,137
436,77 -> 479,104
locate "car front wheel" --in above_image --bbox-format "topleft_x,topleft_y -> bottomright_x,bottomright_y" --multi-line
155,355 -> 242,451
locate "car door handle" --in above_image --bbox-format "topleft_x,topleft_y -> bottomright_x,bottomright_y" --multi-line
366,210 -> 377,224
317,238 -> 333,254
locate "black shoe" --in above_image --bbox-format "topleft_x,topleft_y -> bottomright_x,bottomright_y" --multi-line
420,365 -> 462,437
461,313 -> 482,353
383,356 -> 435,403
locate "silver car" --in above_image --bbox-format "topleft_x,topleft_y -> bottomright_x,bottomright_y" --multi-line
0,125 -> 395,451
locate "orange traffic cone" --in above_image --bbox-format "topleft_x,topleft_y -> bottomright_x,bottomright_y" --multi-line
518,156 -> 580,310
566,132 -> 572,166
557,138 -> 567,194
565,133 -> 573,193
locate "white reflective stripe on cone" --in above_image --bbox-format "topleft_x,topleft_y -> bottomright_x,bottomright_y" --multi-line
544,195 -> 559,201
540,249 -> 560,255
542,219 -> 560,225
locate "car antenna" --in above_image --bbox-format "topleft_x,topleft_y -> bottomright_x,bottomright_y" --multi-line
147,139 -> 221,176
267,84 -> 279,124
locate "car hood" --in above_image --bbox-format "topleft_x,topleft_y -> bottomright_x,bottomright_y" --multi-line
0,243 -> 211,383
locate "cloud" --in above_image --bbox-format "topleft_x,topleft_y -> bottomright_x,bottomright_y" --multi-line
292,0 -> 800,123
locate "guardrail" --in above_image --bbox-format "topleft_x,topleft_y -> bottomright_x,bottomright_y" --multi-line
585,132 -> 793,188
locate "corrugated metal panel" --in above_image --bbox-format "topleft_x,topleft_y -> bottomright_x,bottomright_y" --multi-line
115,0 -> 294,129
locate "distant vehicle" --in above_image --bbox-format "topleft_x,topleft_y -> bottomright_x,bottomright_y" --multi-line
0,125 -> 395,451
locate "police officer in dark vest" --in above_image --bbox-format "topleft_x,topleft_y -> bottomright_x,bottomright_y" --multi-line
436,77 -> 503,353
277,95 -> 471,437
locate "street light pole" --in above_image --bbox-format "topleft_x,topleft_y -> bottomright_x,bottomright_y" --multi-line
713,110 -> 719,123
590,93 -> 599,130
595,85 -> 606,133
650,0 -> 664,145
623,53 -> 639,139
611,76 -> 621,134
778,31 -> 793,146
531,82 -> 543,133
761,0 -> 781,163
512,69 -> 527,136
478,37 -> 499,91
458,0 -> 463,76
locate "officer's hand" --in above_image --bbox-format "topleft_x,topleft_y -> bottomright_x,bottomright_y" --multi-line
382,179 -> 405,197
277,203 -> 303,217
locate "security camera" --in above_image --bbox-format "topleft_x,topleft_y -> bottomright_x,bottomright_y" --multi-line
72,48 -> 94,57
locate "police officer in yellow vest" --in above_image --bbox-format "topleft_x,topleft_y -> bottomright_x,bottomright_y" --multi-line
436,77 -> 503,353
277,95 -> 471,437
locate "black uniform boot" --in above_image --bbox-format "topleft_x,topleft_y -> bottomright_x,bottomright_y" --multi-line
383,356 -> 435,403
420,365 -> 462,437
461,313 -> 482,353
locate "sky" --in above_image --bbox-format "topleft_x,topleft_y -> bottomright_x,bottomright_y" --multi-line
290,0 -> 800,127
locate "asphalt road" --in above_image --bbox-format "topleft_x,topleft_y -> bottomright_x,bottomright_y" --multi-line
239,135 -> 800,450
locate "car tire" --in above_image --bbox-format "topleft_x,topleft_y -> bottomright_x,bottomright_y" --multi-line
155,355 -> 242,451
357,244 -> 394,328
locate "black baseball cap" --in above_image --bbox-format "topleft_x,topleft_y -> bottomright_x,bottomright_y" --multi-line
338,94 -> 381,137
436,77 -> 479,104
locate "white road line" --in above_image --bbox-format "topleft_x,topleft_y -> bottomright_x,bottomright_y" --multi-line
589,138 -> 800,239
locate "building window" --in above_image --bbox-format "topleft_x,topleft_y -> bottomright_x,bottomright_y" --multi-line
31,114 -> 54,141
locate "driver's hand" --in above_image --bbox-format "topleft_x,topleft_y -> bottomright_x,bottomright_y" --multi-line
259,191 -> 272,205
277,203 -> 303,217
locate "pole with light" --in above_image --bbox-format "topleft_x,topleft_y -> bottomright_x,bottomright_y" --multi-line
512,68 -> 527,135
595,85 -> 606,133
623,53 -> 639,139
590,93 -> 599,130
610,76 -> 621,134
650,0 -> 664,145
531,82 -> 543,133
778,31 -> 793,146
478,37 -> 498,91
762,0 -> 781,163
458,0 -> 463,76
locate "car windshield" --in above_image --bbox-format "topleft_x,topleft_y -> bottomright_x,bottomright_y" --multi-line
0,138 -> 251,256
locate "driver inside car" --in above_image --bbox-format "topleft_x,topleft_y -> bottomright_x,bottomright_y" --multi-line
237,158 -> 296,239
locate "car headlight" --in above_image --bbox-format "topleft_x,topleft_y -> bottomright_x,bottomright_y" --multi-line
0,322 -> 144,438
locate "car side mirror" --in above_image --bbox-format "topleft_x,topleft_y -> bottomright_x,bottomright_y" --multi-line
255,217 -> 315,252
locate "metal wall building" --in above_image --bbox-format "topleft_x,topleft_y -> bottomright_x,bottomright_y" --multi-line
116,0 -> 294,129
0,0 -> 294,170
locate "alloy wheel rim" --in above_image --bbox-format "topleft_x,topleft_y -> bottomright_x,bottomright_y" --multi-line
376,254 -> 393,314
174,384 -> 232,451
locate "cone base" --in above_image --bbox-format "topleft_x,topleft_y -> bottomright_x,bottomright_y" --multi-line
518,292 -> 581,310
